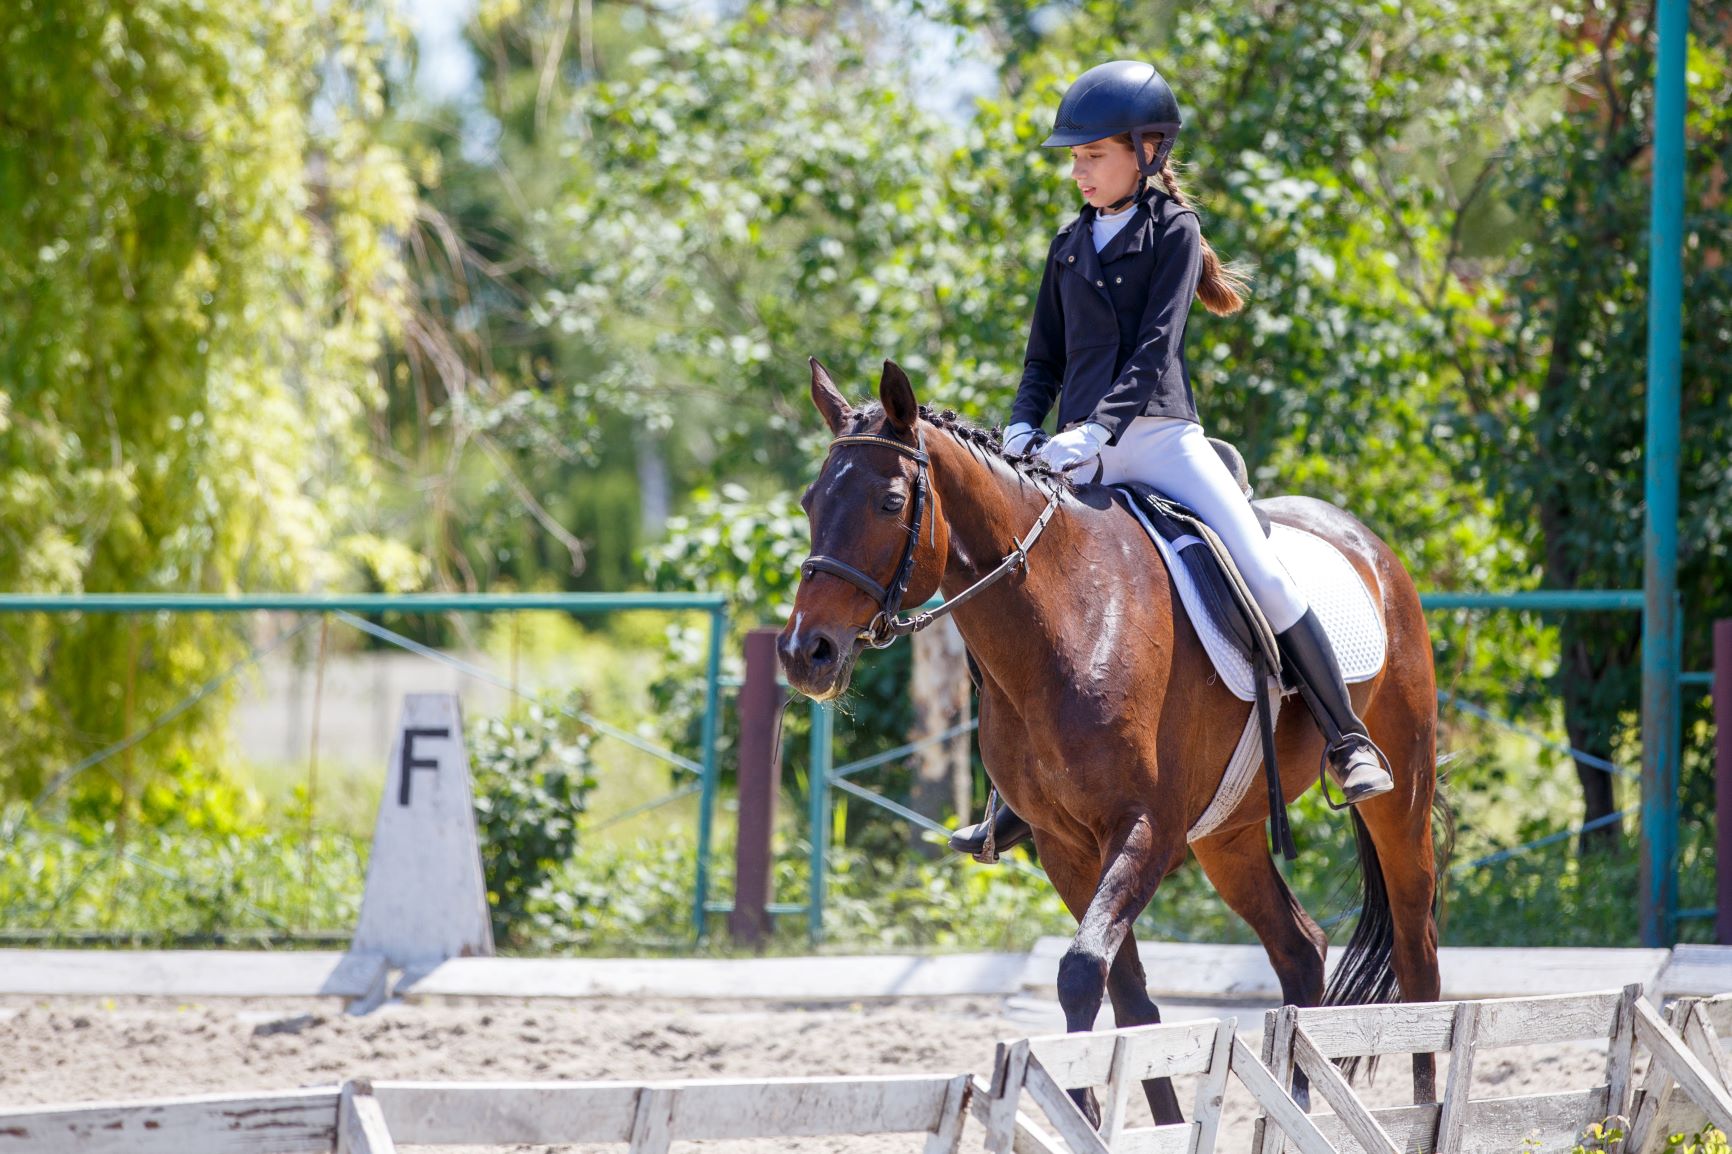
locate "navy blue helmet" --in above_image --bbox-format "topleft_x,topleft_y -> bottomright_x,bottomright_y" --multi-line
1042,60 -> 1182,176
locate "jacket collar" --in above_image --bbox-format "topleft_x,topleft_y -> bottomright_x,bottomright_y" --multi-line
1094,199 -> 1156,265
1057,188 -> 1166,287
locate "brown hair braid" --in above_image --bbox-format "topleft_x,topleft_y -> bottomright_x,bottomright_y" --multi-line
1110,133 -> 1251,317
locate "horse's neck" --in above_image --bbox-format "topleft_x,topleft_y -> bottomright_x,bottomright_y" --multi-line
926,428 -> 1082,689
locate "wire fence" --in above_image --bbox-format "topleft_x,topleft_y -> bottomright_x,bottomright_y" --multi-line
0,593 -> 1717,950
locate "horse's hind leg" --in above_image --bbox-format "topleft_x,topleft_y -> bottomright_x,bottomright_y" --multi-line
1358,683 -> 1443,1102
1108,930 -> 1184,1124
1192,822 -> 1328,1109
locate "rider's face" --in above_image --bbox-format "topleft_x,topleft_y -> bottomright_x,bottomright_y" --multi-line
1068,137 -> 1154,211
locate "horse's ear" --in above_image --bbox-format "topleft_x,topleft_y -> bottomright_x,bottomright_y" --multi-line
809,356 -> 851,435
879,360 -> 917,434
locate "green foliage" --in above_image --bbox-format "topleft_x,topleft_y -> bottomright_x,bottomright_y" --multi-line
0,0 -> 415,798
1571,1119 -> 1627,1154
469,701 -> 598,946
1662,1128 -> 1732,1154
1471,0 -> 1732,829
2,0 -> 1725,953
645,484 -> 808,622
0,803 -> 366,941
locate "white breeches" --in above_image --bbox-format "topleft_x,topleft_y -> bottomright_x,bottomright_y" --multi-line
1096,415 -> 1310,633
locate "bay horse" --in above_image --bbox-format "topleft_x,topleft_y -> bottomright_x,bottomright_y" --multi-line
778,359 -> 1444,1127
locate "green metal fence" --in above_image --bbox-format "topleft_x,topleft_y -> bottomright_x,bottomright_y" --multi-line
3,588 -> 1713,949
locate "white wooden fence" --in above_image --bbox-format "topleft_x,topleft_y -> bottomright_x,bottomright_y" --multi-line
0,1074 -> 973,1154
7,989 -> 1732,1153
1632,992 -> 1732,1153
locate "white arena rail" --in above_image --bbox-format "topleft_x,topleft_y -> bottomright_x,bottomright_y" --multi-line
0,1073 -> 973,1154
7,989 -> 1732,1153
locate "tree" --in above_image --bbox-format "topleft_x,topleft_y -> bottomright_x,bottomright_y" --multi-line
0,1 -> 414,800
1476,0 -> 1732,847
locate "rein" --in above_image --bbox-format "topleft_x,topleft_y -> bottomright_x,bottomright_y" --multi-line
799,426 -> 1062,650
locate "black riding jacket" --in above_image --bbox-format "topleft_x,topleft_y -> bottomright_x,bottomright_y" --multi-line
1011,188 -> 1204,441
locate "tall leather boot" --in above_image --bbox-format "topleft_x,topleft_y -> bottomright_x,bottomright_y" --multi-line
948,799 -> 1032,859
1275,607 -> 1395,804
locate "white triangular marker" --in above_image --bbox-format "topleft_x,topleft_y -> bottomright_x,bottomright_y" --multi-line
351,694 -> 495,969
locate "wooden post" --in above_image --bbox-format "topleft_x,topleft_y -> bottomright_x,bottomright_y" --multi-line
730,628 -> 784,947
1717,619 -> 1732,945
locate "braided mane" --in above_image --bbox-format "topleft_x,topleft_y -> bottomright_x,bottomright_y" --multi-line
849,402 -> 1075,489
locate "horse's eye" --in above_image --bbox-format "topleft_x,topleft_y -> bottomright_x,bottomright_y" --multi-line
881,493 -> 906,512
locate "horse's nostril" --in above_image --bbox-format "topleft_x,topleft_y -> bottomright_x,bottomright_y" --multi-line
809,635 -> 835,665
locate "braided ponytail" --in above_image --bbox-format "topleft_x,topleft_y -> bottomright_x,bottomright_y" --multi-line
1156,157 -> 1249,316
1110,133 -> 1251,317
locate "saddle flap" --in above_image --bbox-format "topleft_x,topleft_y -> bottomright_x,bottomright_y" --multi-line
1110,483 -> 1272,665
1110,484 -> 1388,703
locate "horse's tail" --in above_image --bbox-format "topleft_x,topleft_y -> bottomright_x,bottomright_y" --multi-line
1323,809 -> 1400,1010
1325,762 -> 1456,1079
1321,810 -> 1398,1081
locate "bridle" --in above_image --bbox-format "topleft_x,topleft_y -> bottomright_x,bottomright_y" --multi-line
799,424 -> 1062,650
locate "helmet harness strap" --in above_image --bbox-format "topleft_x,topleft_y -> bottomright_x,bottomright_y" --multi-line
1104,127 -> 1169,214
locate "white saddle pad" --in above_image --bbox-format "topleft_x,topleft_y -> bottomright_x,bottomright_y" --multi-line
1117,503 -> 1389,842
1120,508 -> 1388,702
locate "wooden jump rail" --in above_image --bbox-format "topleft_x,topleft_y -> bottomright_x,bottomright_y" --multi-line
7,989 -> 1732,1153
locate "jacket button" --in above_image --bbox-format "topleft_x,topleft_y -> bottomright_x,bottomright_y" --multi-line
1096,279 -> 1104,287
1067,255 -> 1075,263
1115,276 -> 1123,284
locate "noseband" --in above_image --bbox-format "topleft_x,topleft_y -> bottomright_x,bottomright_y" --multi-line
799,425 -> 1062,650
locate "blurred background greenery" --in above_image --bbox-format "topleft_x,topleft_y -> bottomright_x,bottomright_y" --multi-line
0,0 -> 1728,953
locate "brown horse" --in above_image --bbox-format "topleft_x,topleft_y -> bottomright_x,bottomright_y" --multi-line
778,359 -> 1444,1126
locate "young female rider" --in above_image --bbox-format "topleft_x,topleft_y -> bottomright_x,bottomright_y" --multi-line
950,59 -> 1393,859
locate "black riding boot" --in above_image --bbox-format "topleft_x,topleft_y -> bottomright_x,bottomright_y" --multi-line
1275,607 -> 1394,804
948,800 -> 1032,859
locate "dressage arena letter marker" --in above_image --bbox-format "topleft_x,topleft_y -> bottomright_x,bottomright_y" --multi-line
399,727 -> 448,805
352,695 -> 495,970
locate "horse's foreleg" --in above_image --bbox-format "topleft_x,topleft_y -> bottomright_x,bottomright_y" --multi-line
1055,811 -> 1178,1123
1109,930 -> 1184,1125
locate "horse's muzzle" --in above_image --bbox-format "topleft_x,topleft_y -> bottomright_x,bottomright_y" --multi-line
777,619 -> 858,700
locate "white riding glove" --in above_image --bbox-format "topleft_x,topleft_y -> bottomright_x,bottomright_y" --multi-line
1002,422 -> 1039,456
1038,422 -> 1110,472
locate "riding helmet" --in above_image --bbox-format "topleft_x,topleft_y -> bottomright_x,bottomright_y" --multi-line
1042,60 -> 1182,176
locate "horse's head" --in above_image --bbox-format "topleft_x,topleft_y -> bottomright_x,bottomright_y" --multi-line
777,357 -> 950,700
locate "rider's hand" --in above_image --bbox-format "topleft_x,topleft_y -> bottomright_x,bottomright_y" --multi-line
1037,422 -> 1109,472
1002,422 -> 1039,456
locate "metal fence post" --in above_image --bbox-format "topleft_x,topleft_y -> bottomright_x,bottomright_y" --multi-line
1717,619 -> 1732,945
807,699 -> 833,945
1639,0 -> 1686,949
692,603 -> 729,942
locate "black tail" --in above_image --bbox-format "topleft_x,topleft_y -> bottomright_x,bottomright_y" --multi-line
1324,769 -> 1456,1080
1324,809 -> 1400,1009
1322,810 -> 1399,1080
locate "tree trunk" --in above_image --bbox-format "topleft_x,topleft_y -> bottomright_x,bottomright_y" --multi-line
908,617 -> 972,857
1557,617 -> 1637,854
